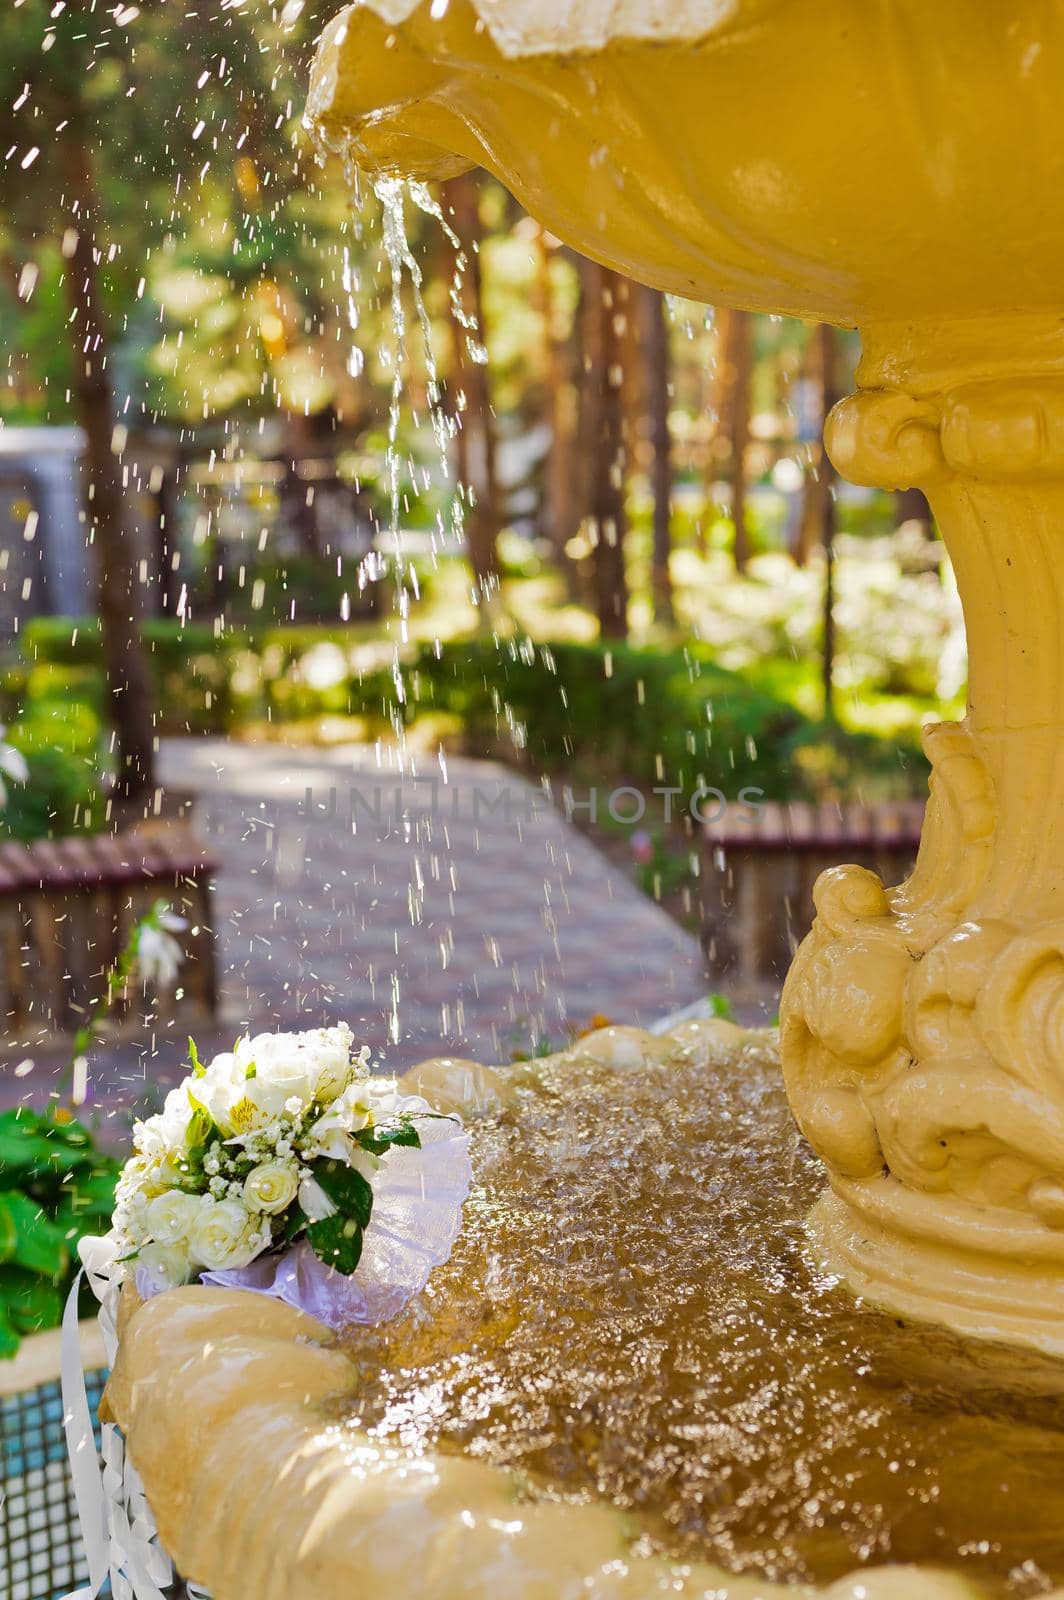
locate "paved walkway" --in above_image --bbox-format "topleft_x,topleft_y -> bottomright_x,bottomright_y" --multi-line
8,739 -> 707,1118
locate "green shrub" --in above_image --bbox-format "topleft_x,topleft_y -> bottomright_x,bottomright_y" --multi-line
19,617 -> 104,667
14,620 -> 926,804
1,673 -> 107,841
412,638 -> 806,798
0,1108 -> 118,1356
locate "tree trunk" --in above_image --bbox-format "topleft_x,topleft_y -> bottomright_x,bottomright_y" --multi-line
62,133 -> 155,807
442,173 -> 500,600
639,284 -> 674,624
283,410 -> 321,560
894,484 -> 934,538
793,451 -> 823,566
535,229 -> 581,597
153,454 -> 181,620
714,308 -> 754,572
580,258 -> 629,639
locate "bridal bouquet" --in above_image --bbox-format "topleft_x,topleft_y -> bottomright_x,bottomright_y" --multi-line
107,1024 -> 466,1312
66,1026 -> 472,1600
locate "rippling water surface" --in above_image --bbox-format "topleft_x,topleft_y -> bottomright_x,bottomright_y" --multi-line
339,1035 -> 1064,1594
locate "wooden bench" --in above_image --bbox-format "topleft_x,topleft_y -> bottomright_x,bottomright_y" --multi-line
699,800 -> 925,996
0,824 -> 219,1047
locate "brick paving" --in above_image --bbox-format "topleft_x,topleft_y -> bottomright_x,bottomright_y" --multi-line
4,738 -> 707,1121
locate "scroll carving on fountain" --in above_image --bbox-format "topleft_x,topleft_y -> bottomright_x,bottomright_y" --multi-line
306,0 -> 1064,1352
782,321 -> 1064,1349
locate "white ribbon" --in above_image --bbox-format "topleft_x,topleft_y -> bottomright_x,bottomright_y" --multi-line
60,1269 -> 108,1600
59,1254 -> 189,1600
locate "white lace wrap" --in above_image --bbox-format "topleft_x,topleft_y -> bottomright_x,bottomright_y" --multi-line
202,1089 -> 471,1326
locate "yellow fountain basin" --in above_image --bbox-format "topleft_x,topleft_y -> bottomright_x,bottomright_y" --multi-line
105,1024 -> 1064,1600
307,0 -> 1064,326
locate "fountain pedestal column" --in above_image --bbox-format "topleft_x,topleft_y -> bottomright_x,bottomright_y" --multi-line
781,317 -> 1064,1352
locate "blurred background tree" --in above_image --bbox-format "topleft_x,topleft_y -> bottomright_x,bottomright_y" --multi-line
0,0 -> 963,844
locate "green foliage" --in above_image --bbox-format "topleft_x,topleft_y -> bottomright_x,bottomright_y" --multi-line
0,1108 -> 118,1357
358,1121 -> 422,1156
707,993 -> 736,1021
0,0 -> 333,424
307,1212 -> 365,1276
623,828 -> 695,902
11,619 -> 929,820
0,684 -> 106,842
413,636 -> 804,799
312,1158 -> 374,1228
307,1156 -> 374,1273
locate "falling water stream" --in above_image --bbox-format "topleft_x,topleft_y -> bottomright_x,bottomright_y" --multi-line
360,173 -> 488,634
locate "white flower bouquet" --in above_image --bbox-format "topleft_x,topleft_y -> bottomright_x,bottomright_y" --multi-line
103,1023 -> 470,1324
62,1027 -> 470,1599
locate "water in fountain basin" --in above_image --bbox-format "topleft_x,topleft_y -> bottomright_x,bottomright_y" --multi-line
338,1035 -> 1064,1596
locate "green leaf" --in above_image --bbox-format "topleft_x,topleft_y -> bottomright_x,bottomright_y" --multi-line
282,1205 -> 307,1245
0,1191 -> 69,1277
56,1170 -> 118,1222
0,1305 -> 21,1360
312,1158 -> 374,1228
184,1086 -> 217,1155
0,1110 -> 96,1184
307,1213 -> 364,1276
0,1267 -> 63,1334
357,1121 -> 421,1156
37,1113 -> 94,1151
707,992 -> 735,1021
189,1036 -> 206,1078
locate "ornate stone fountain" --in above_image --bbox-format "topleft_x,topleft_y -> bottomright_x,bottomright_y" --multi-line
307,0 -> 1064,1355
99,5 -> 1064,1597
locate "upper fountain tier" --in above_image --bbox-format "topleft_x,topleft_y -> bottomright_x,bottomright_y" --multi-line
307,0 -> 1064,329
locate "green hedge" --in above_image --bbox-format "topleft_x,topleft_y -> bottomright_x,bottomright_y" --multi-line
0,652 -> 105,841
8,621 -> 926,823
411,638 -> 807,798
15,622 -> 808,793
17,617 -> 400,734
0,1108 -> 118,1357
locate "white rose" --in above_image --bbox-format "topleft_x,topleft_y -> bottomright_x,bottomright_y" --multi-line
137,1241 -> 192,1292
243,1160 -> 299,1215
237,1034 -> 318,1118
144,1190 -> 201,1247
160,1086 -> 195,1143
238,1025 -> 360,1116
188,1198 -> 263,1271
308,1024 -> 361,1101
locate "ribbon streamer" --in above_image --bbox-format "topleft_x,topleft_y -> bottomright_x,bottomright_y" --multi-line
60,1257 -> 188,1600
60,1269 -> 108,1600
